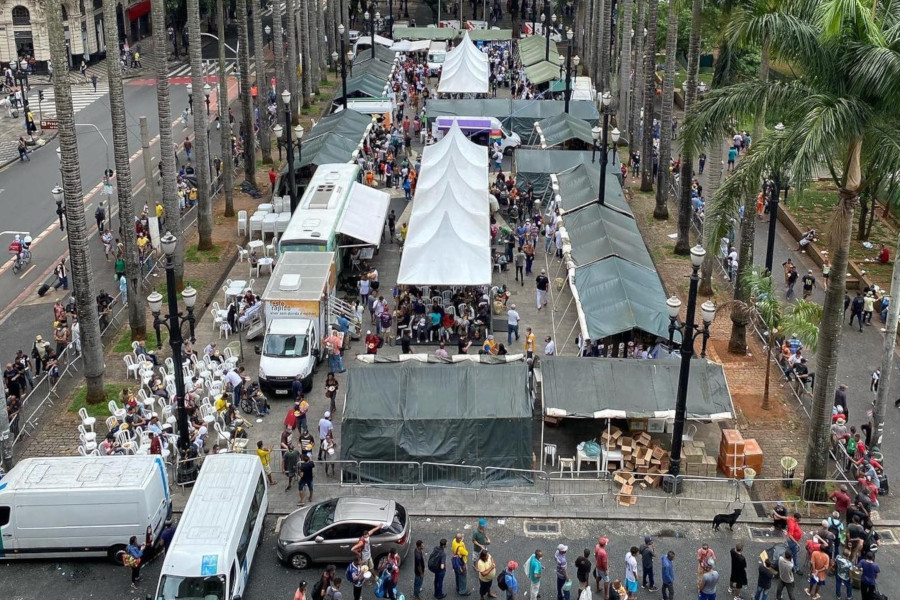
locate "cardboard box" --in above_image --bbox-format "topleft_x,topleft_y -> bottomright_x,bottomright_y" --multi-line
620,436 -> 634,451
721,429 -> 745,454
635,432 -> 652,447
684,447 -> 704,464
719,452 -> 745,468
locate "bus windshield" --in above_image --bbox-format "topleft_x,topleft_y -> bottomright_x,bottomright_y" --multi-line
157,575 -> 226,600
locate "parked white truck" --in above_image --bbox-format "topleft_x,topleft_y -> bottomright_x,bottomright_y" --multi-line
255,251 -> 354,396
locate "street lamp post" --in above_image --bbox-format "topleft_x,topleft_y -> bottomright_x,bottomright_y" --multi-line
545,9 -> 556,62
338,24 -> 349,108
531,1 -> 537,37
203,82 -> 211,117
147,232 -> 197,453
764,122 -> 786,275
663,245 -> 717,493
51,185 -> 65,231
282,90 -> 301,212
186,82 -> 193,114
273,121 -> 304,168
387,0 -> 393,36
563,29 -> 577,113
332,51 -> 339,77
594,91 -> 618,205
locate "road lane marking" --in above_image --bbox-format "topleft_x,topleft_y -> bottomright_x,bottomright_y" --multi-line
19,264 -> 35,279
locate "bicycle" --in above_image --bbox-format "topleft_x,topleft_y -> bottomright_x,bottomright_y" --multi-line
11,249 -> 30,274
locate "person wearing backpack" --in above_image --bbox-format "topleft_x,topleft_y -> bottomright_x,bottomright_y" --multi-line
313,565 -> 336,600
827,512 -> 845,560
498,561 -> 519,600
526,550 -> 544,600
452,532 -> 472,596
429,538 -> 448,599
347,556 -> 366,600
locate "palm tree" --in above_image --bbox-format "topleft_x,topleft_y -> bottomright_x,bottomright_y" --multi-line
187,0 -> 213,250
285,0 -> 301,118
151,0 -> 186,284
236,0 -> 256,183
252,0 -> 273,164
641,0 -> 660,195
46,3 -> 106,403
629,0 -> 646,151
300,0 -> 312,107
217,0 -> 235,217
273,0 -> 286,100
682,0 -> 900,489
600,0 -> 613,91
591,0 -> 602,85
103,0 -> 146,339
655,0 -> 678,217
873,230 -> 900,447
673,0 -> 703,255
618,0 -> 634,139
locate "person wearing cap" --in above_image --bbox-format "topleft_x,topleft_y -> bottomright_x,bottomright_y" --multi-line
507,304 -> 521,345
526,549 -> 544,600
863,291 -> 876,325
829,485 -> 852,517
792,357 -> 811,392
318,411 -> 334,460
661,551 -> 675,600
696,543 -> 716,588
834,384 -> 849,420
624,546 -> 639,598
555,544 -> 570,600
473,519 -> 491,557
699,558 -> 719,600
772,501 -> 788,532
536,270 -> 550,311
504,561 -> 520,600
639,536 -> 657,592
593,538 -> 609,598
365,330 -> 381,355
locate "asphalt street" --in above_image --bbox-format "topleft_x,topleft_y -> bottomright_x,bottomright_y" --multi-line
0,515 -> 896,600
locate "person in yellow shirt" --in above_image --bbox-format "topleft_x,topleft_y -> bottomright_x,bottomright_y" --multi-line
156,203 -> 164,219
214,394 -> 228,414
256,440 -> 276,485
451,532 -> 471,596
524,327 -> 536,358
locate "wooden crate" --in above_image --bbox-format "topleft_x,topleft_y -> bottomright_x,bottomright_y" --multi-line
721,429 -> 745,454
719,452 -> 745,468
743,438 -> 764,473
634,432 -> 652,447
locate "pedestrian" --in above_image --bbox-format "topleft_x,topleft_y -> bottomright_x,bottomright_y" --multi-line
502,561 -> 519,600
785,515 -> 803,572
472,518 -> 491,559
527,549 -> 544,600
862,291 -> 875,325
774,551 -> 796,600
476,549 -> 497,600
807,543 -> 829,599
594,538 -> 609,599
95,201 -> 106,232
556,544 -> 571,600
857,553 -> 879,600
536,269 -> 549,311
255,440 -> 276,485
329,577 -> 344,600
323,330 -> 346,373
575,549 -> 592,593
91,73 -> 98,92
699,559 -> 719,600
294,580 -> 308,600
298,452 -> 315,504
515,247 -> 526,283
347,556 -> 366,600
699,153 -> 707,174
639,536 -> 657,592
801,270 -> 816,299
53,260 -> 68,290
17,136 -> 29,161
661,551 -> 675,600
452,532 -> 472,596
283,443 -> 300,490
729,544 -> 747,600
124,534 -> 146,588
625,546 -> 640,600
429,538 -> 449,599
415,540 -> 427,600
849,292 -> 864,331
833,550 -> 852,600
786,267 -> 798,299
755,560 -> 775,600
507,304 -> 520,345
184,136 -> 193,161
610,580 -> 625,600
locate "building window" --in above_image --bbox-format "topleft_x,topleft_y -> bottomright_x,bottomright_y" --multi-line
93,0 -> 101,9
61,5 -> 68,20
11,6 -> 30,26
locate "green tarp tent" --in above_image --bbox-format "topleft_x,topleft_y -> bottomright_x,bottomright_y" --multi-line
341,362 -> 533,480
291,133 -> 358,169
524,60 -> 561,85
351,56 -> 395,80
392,26 -> 458,40
572,257 -> 671,341
518,35 -> 560,67
468,29 -> 514,41
562,204 -> 654,269
540,358 -> 735,420
337,73 -> 390,99
535,112 -> 595,147
306,109 -> 372,142
555,163 -> 632,217
424,99 -> 598,137
514,149 -> 595,196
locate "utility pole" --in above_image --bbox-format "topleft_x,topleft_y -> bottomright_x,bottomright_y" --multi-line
139,117 -> 158,215
0,380 -> 13,472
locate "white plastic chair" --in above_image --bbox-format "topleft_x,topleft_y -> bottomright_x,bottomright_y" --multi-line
265,234 -> 277,257
78,424 -> 97,444
78,407 -> 97,432
237,210 -> 248,236
165,357 -> 176,375
223,347 -> 239,369
214,422 -> 231,444
219,321 -> 232,339
105,416 -> 119,432
108,400 -> 126,421
201,404 -> 218,426
682,423 -> 698,443
236,244 -> 249,262
80,432 -> 97,453
123,355 -> 141,380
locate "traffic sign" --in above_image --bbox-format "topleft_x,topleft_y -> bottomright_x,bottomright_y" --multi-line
40,118 -> 58,129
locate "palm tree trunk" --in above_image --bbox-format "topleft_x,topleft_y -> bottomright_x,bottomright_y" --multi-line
629,0 -> 645,154
188,0 -> 213,250
46,3 -> 106,403
274,0 -> 286,97
325,0 -> 335,72
316,0 -> 327,82
600,0 -> 613,91
252,0 -> 272,164
103,0 -> 146,339
151,0 -> 185,285
640,0 -> 659,194
218,0 -> 235,217
285,0 -> 300,118
236,0 -> 256,183
762,331 -> 773,409
619,0 -> 633,138
300,0 -> 312,107
805,144 -> 862,494
698,138 -> 723,296
311,0 -> 322,91
591,0 -> 602,84
674,0 -> 703,256
654,0 -> 677,212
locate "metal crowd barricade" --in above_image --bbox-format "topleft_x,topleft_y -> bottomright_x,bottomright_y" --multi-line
547,471 -> 611,500
482,467 -> 548,495
672,475 -> 741,507
737,477 -> 802,515
421,462 -> 483,496
357,460 -> 421,489
801,478 -> 859,516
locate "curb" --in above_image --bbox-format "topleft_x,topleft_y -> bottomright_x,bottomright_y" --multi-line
0,130 -> 59,170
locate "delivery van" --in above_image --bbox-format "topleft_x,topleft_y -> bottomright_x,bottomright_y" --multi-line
154,454 -> 268,600
427,41 -> 447,75
0,456 -> 171,561
432,116 -> 522,154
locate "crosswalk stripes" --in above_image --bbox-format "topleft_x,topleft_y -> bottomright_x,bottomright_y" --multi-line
33,83 -> 110,119
166,61 -> 256,80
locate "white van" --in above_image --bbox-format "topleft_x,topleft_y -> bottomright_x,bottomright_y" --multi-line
154,454 -> 268,600
427,41 -> 447,75
432,116 -> 522,154
0,456 -> 171,560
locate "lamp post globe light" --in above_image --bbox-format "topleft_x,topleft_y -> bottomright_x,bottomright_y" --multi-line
186,82 -> 193,114
51,185 -> 65,231
148,231 -> 198,454
563,28 -> 576,113
662,245 -> 717,493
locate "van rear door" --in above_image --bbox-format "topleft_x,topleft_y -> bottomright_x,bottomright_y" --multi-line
0,504 -> 13,554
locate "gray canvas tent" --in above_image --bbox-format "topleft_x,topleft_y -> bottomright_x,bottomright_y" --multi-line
571,257 -> 671,341
553,163 -> 632,217
336,73 -> 390,100
518,35 -> 561,67
308,109 -> 373,142
341,362 -> 533,480
424,99 -> 598,137
533,112 -> 595,148
540,357 -> 735,420
514,149 -> 595,197
351,56 -> 396,81
562,204 -> 654,269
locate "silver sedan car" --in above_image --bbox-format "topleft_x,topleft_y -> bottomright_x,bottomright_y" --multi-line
277,497 -> 411,570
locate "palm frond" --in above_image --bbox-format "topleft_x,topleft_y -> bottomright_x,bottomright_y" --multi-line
781,299 -> 823,352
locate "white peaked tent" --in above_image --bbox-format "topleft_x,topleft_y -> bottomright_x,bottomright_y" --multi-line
438,32 -> 490,94
398,123 -> 491,285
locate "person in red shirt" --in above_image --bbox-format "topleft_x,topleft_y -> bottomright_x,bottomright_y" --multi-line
269,167 -> 277,187
365,330 -> 380,355
594,537 -> 609,599
149,431 -> 162,455
785,515 -> 803,572
829,485 -> 852,515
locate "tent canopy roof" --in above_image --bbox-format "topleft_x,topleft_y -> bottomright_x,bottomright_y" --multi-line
573,257 -> 671,340
524,60 -> 561,85
290,132 -> 357,170
518,35 -> 560,67
562,204 -> 654,269
337,183 -> 391,246
392,27 -> 514,41
540,357 -> 734,420
536,112 -> 595,147
351,57 -> 395,80
555,163 -> 633,217
306,109 -> 372,143
337,73 -> 390,99
516,149 -> 596,177
438,32 -> 490,94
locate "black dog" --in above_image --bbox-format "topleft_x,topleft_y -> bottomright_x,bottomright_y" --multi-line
712,508 -> 742,531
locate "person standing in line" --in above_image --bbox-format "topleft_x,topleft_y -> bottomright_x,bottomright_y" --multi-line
330,578 -> 345,600
575,549 -> 592,594
476,549 -> 497,600
625,546 -> 640,600
807,543 -> 829,599
594,537 -> 609,599
697,544 -> 717,589
347,556 -> 366,600
256,440 -> 276,485
472,519 -> 491,560
297,452 -> 315,505
699,559 -> 719,600
294,580 -> 308,600
729,544 -> 747,600
556,544 -> 570,600
282,443 -> 300,491
661,551 -> 675,600
857,553 -> 879,600
515,247 -> 526,284
536,269 -> 549,311
527,549 -> 544,600
833,550 -> 852,600
452,532 -> 472,596
774,551 -> 796,600
431,539 -> 449,599
755,560 -> 776,600
125,535 -> 146,588
503,562 -> 520,600
415,540 -> 426,600
639,536 -> 657,592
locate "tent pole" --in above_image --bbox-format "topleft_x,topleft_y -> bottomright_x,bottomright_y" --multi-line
559,316 -> 579,356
